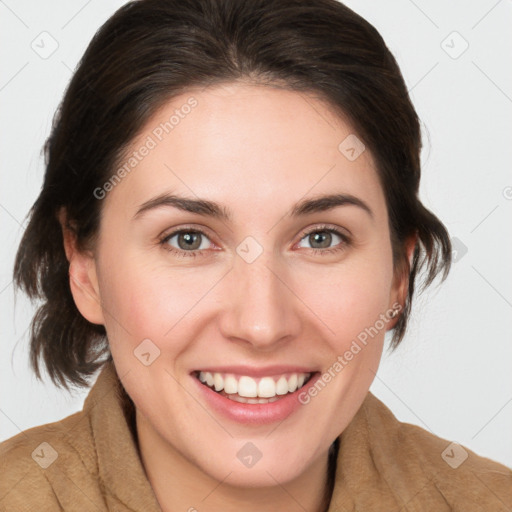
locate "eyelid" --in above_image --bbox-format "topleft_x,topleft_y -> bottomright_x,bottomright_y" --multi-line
160,222 -> 348,243
298,222 -> 351,239
159,224 -> 215,242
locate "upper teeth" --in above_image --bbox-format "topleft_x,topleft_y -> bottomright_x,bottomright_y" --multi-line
197,371 -> 311,398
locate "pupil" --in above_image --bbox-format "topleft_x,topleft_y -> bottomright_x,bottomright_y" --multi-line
179,232 -> 200,250
311,232 -> 331,249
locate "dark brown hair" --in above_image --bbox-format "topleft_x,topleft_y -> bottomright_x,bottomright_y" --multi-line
13,0 -> 451,390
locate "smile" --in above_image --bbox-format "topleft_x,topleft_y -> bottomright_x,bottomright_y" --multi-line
193,370 -> 315,404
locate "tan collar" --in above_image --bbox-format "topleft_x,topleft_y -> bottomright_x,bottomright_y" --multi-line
84,360 -> 161,510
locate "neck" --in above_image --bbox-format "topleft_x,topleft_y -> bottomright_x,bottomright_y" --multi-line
134,409 -> 338,512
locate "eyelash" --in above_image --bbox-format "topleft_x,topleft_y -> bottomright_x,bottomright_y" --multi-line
158,224 -> 351,258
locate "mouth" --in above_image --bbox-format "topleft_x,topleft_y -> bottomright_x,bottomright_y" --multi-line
191,370 -> 318,404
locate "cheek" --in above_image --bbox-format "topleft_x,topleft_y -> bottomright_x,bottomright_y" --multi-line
295,246 -> 394,350
97,250 -> 219,350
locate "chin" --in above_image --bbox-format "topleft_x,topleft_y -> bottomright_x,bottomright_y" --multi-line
193,435 -> 320,488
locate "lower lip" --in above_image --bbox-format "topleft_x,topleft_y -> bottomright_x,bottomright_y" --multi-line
190,372 -> 321,425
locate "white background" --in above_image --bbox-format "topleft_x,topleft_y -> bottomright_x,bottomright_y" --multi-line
1,0 -> 511,469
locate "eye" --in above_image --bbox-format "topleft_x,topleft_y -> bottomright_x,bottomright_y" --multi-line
296,225 -> 350,255
159,224 -> 351,258
159,228 -> 213,257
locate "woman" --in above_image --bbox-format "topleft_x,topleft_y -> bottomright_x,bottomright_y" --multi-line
1,0 -> 510,510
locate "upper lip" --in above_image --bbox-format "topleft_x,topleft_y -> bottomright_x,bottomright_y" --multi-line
192,365 -> 319,378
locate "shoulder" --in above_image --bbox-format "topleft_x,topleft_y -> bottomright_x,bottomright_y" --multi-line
0,409 -> 99,511
363,392 -> 512,508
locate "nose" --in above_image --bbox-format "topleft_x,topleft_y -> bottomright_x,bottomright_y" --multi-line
218,249 -> 302,351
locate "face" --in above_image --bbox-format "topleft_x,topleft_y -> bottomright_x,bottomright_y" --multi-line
70,82 -> 406,487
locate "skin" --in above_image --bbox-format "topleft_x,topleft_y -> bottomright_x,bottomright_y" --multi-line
61,82 -> 414,512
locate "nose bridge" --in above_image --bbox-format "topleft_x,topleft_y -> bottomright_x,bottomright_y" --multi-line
219,243 -> 300,348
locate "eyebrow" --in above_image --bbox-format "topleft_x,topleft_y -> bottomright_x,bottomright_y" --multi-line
133,192 -> 374,222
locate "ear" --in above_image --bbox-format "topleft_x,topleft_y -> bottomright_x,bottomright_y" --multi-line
58,208 -> 105,325
387,233 -> 417,329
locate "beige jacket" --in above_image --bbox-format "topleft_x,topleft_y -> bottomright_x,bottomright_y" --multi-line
1,361 -> 511,511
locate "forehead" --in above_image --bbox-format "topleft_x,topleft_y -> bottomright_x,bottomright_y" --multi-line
103,82 -> 384,219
